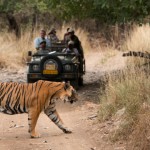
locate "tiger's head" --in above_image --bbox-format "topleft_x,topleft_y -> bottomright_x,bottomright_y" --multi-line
59,81 -> 78,104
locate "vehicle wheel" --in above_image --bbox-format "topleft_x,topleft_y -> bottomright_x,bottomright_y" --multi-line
40,55 -> 63,78
70,79 -> 79,90
78,76 -> 83,86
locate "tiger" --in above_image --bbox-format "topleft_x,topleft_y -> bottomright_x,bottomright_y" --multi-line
122,51 -> 150,59
0,80 -> 78,138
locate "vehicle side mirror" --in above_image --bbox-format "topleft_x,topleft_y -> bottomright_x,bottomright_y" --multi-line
28,51 -> 32,56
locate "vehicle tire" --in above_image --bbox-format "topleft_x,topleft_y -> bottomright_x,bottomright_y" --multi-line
78,76 -> 83,86
40,55 -> 63,78
70,79 -> 79,90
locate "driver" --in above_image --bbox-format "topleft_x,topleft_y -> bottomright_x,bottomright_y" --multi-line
38,40 -> 49,53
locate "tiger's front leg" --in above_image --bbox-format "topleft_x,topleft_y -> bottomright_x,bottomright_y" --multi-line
44,107 -> 72,134
28,109 -> 41,138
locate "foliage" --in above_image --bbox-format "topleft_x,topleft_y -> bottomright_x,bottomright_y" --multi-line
0,0 -> 48,14
98,68 -> 150,147
48,0 -> 150,23
0,0 -> 150,24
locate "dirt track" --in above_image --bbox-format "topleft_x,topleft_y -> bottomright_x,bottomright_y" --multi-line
0,51 -> 126,150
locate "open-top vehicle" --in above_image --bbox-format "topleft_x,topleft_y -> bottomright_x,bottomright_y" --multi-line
26,43 -> 85,89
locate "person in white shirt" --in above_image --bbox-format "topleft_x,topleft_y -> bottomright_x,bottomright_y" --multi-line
34,29 -> 51,50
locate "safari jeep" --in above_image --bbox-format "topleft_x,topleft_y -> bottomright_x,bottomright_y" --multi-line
26,43 -> 86,89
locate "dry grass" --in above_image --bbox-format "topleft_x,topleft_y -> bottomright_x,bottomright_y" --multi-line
0,31 -> 34,69
100,47 -> 118,64
129,110 -> 150,150
123,24 -> 150,52
0,26 -> 91,69
99,25 -> 150,149
122,24 -> 150,67
99,68 -> 150,148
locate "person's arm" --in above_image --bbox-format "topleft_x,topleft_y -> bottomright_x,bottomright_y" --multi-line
55,35 -> 59,42
73,48 -> 80,56
75,39 -> 84,58
79,45 -> 84,58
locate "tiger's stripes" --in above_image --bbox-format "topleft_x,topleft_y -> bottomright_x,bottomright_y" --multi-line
122,51 -> 150,59
0,80 -> 77,138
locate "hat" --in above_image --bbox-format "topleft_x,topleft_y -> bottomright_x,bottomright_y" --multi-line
48,28 -> 56,35
40,40 -> 46,45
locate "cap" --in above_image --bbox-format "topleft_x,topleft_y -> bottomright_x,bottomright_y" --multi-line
48,28 -> 56,35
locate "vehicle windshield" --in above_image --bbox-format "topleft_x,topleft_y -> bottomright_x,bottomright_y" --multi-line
31,54 -> 77,62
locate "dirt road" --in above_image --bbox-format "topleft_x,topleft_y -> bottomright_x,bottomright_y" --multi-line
0,52 -> 126,150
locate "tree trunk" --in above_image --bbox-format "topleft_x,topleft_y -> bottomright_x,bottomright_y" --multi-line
31,13 -> 37,33
6,12 -> 20,38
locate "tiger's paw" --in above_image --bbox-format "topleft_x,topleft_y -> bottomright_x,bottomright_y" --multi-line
30,133 -> 41,138
63,128 -> 72,134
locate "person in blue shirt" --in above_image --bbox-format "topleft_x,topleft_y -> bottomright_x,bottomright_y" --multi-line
34,29 -> 51,50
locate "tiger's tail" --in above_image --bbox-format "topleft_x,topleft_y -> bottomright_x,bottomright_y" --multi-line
122,51 -> 150,59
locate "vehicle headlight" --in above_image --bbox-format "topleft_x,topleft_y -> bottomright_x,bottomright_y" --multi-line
32,65 -> 39,71
64,64 -> 72,71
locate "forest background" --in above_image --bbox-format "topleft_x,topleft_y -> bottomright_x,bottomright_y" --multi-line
1,0 -> 150,37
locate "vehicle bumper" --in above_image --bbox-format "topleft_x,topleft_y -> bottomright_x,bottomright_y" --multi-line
27,73 -> 79,82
